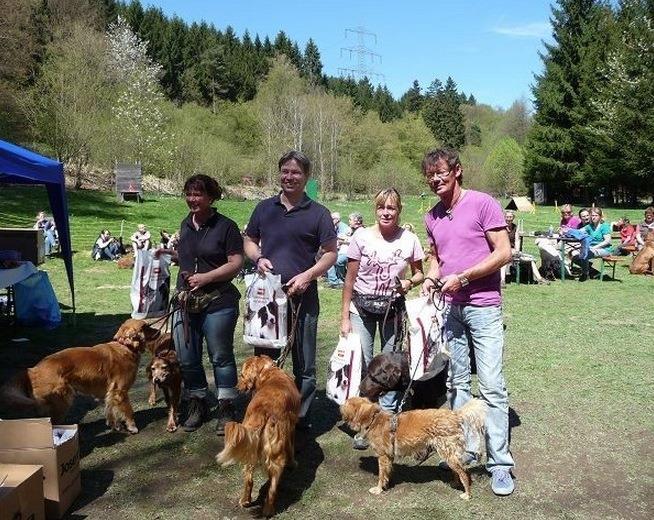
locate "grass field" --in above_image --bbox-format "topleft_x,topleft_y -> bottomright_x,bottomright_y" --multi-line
1,185 -> 653,519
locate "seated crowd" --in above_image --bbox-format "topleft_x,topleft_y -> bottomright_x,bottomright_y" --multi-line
91,224 -> 180,261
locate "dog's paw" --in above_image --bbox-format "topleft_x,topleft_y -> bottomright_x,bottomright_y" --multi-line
368,486 -> 384,495
148,396 -> 157,406
125,424 -> 139,434
166,422 -> 178,432
238,497 -> 252,508
459,492 -> 470,500
262,503 -> 275,517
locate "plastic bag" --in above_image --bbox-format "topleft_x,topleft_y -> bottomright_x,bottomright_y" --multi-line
130,249 -> 171,319
326,333 -> 363,405
405,296 -> 449,381
14,271 -> 61,329
243,272 -> 288,349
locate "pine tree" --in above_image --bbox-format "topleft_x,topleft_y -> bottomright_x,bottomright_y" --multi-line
302,38 -> 323,85
401,80 -> 423,113
422,76 -> 465,148
524,0 -> 615,201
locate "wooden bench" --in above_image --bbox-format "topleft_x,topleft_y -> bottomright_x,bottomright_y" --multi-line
599,255 -> 628,281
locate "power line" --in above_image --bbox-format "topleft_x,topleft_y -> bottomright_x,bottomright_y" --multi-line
338,26 -> 385,82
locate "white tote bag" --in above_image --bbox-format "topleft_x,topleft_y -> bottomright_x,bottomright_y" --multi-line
130,249 -> 171,319
326,333 -> 363,405
243,272 -> 288,349
404,296 -> 449,381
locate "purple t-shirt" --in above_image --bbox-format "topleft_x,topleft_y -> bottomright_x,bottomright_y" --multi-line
424,190 -> 506,306
348,227 -> 424,297
560,215 -> 581,230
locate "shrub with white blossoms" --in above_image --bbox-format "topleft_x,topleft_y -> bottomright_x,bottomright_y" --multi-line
106,16 -> 174,174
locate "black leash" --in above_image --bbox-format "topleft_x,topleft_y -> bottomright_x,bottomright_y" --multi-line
275,293 -> 303,369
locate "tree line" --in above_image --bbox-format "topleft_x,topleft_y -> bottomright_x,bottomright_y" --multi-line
525,0 -> 653,205
2,0 -> 649,204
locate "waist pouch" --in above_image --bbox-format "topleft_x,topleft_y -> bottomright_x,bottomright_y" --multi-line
353,292 -> 401,315
175,286 -> 223,313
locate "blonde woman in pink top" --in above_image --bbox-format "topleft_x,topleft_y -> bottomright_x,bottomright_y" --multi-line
340,188 -> 424,430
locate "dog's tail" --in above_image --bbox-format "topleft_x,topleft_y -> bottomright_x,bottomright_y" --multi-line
215,422 -> 261,467
0,370 -> 43,419
455,398 -> 488,458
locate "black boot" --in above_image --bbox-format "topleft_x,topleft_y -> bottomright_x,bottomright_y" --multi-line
215,399 -> 235,435
182,397 -> 208,432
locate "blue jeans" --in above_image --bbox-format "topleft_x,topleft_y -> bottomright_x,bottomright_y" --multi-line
43,229 -> 57,256
326,253 -> 348,285
291,286 -> 319,419
173,306 -> 238,400
573,247 -> 612,274
349,309 -> 401,412
445,304 -> 514,471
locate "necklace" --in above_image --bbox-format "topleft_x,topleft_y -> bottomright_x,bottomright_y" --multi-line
445,189 -> 466,220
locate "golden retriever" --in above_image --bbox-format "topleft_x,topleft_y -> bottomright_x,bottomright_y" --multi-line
145,332 -> 182,432
216,355 -> 301,517
340,397 -> 487,499
0,318 -> 159,433
630,231 -> 654,274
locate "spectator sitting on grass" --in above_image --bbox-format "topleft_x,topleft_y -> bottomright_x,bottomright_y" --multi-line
130,224 -> 151,251
326,211 -> 351,288
92,229 -> 121,261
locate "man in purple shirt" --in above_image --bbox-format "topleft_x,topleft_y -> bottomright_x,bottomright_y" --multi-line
421,148 -> 515,496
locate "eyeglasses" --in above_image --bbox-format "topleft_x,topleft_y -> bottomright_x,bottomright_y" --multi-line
561,211 -> 572,215
425,169 -> 451,180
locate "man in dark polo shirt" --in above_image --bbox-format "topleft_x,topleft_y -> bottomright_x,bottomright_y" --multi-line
244,150 -> 337,429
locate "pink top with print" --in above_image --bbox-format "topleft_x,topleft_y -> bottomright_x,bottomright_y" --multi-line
348,228 -> 424,297
424,190 -> 506,306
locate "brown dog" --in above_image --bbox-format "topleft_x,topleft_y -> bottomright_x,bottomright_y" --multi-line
630,232 -> 654,274
216,355 -> 301,517
0,318 -> 159,433
145,333 -> 182,432
340,397 -> 487,499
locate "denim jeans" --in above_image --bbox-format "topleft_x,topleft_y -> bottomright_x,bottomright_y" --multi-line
173,306 -> 239,401
445,304 -> 514,471
573,247 -> 612,274
291,285 -> 320,419
349,309 -> 401,412
326,253 -> 348,284
43,229 -> 57,256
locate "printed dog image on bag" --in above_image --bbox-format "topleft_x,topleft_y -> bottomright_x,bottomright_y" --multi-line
243,273 -> 288,349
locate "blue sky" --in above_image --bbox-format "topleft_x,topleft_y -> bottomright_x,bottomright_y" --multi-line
146,0 -> 555,109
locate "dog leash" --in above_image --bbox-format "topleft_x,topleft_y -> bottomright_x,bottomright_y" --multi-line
274,293 -> 303,369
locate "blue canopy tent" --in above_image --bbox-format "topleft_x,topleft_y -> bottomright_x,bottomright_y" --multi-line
0,139 -> 75,314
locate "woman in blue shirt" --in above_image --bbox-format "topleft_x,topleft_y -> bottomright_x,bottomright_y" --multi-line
579,207 -> 612,281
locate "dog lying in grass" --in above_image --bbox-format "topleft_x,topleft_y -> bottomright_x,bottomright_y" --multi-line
145,333 -> 182,432
340,396 -> 486,499
216,355 -> 301,517
0,319 -> 159,433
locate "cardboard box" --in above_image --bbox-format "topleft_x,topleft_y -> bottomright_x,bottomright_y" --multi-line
0,419 -> 80,519
0,463 -> 45,520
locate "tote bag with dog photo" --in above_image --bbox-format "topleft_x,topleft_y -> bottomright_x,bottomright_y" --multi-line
243,272 -> 288,349
326,333 -> 363,405
405,296 -> 449,381
131,249 -> 171,319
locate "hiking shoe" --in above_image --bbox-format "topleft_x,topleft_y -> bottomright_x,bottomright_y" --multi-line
182,397 -> 208,432
352,433 -> 369,450
215,399 -> 235,436
491,468 -> 515,496
438,452 -> 477,470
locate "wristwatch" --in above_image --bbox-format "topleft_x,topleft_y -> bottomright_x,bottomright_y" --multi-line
457,274 -> 470,287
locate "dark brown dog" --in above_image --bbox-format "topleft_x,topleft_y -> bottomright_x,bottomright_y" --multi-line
359,351 -> 448,410
630,232 -> 654,274
341,397 -> 487,499
0,319 -> 159,433
145,332 -> 181,432
216,355 -> 301,517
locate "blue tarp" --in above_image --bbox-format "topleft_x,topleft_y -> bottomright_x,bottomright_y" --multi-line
0,139 -> 75,313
